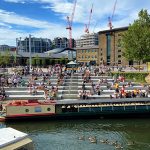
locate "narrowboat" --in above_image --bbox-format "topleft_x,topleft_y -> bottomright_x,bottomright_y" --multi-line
1,98 -> 150,121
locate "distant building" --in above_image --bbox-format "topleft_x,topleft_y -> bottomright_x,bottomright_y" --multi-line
16,37 -> 52,53
98,27 -> 128,66
0,45 -> 16,51
76,27 -> 131,66
76,33 -> 98,48
53,37 -> 68,48
53,37 -> 76,48
76,46 -> 99,65
46,48 -> 76,60
75,33 -> 99,64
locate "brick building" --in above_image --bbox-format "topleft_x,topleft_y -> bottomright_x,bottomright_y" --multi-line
76,46 -> 99,65
98,27 -> 128,66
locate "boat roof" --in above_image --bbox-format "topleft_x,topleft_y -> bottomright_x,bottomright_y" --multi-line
0,127 -> 28,148
56,98 -> 150,105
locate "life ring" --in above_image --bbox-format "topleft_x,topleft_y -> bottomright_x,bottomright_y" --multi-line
0,116 -> 5,122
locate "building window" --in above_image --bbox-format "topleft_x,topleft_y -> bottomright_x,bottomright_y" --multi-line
82,56 -> 84,58
106,34 -> 111,65
101,53 -> 103,56
92,56 -> 94,58
101,48 -> 102,51
101,58 -> 103,61
82,50 -> 84,53
95,56 -> 97,58
118,60 -> 121,64
118,50 -> 121,52
88,50 -> 90,52
118,55 -> 121,58
118,39 -> 122,47
118,33 -> 122,37
88,56 -> 90,58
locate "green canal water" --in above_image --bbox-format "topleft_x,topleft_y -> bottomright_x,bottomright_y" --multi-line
0,119 -> 150,150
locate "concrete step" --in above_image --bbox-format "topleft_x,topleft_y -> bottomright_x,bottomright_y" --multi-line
4,94 -> 45,100
5,91 -> 44,95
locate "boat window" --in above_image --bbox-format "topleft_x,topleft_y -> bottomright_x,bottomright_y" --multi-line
25,109 -> 29,112
35,107 -> 42,112
47,108 -> 51,111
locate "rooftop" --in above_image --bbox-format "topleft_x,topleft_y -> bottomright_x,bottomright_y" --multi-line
98,26 -> 128,34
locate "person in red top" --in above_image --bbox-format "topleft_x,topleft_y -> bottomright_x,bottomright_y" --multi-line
121,85 -> 125,94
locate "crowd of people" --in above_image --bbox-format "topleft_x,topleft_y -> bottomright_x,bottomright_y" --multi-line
77,67 -> 149,100
0,64 -> 150,101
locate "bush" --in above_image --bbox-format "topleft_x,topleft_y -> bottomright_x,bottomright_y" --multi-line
111,72 -> 149,83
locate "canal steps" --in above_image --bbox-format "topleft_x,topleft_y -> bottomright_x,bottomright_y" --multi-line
1,73 -> 149,101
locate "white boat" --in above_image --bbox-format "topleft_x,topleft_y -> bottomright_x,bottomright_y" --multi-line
0,127 -> 34,150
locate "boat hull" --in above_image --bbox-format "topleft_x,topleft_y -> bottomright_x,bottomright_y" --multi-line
4,108 -> 150,121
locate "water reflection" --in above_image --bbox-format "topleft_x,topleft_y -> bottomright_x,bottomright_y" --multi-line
0,119 -> 150,150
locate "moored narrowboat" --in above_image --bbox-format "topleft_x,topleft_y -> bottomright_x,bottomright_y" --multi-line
1,98 -> 150,121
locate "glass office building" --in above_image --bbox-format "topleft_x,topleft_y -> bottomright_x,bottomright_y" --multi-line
16,37 -> 52,53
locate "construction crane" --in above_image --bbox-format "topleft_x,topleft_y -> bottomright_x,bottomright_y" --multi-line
85,4 -> 93,34
66,0 -> 77,48
108,0 -> 117,30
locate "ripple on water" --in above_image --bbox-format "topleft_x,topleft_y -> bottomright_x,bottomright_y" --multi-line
1,119 -> 150,150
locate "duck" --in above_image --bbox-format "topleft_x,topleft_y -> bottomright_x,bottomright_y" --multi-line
109,140 -> 118,146
100,139 -> 109,144
127,141 -> 135,146
115,144 -> 123,149
78,136 -> 85,140
89,136 -> 97,143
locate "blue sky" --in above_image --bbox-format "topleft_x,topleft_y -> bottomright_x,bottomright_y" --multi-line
0,0 -> 150,46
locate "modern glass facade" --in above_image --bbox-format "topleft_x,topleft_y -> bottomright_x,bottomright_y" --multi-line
68,50 -> 76,60
16,37 -> 52,53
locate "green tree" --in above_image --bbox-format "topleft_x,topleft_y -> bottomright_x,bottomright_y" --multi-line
0,53 -> 3,66
122,9 -> 150,66
41,58 -> 46,67
26,59 -> 29,65
32,58 -> 36,66
3,50 -> 11,67
35,55 -> 40,66
60,57 -> 66,64
51,59 -> 55,65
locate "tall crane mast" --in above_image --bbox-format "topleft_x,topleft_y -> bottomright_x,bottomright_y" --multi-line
66,0 -> 77,48
108,0 -> 117,30
85,4 -> 93,34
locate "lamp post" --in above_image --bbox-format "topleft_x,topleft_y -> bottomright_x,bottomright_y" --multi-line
29,34 -> 32,73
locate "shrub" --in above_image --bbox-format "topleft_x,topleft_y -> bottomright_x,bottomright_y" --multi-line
111,72 -> 148,83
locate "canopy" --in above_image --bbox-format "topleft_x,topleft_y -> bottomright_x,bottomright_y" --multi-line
67,61 -> 77,65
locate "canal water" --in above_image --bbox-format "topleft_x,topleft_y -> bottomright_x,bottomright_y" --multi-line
0,119 -> 150,150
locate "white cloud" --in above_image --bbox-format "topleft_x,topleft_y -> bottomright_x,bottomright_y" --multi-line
1,0 -> 150,46
4,0 -> 25,3
0,9 -> 55,29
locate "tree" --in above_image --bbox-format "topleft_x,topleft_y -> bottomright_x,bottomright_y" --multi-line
0,53 -> 3,66
122,9 -> 150,66
41,58 -> 46,67
35,55 -> 40,67
60,57 -> 66,64
3,50 -> 11,67
32,58 -> 36,66
26,59 -> 29,65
